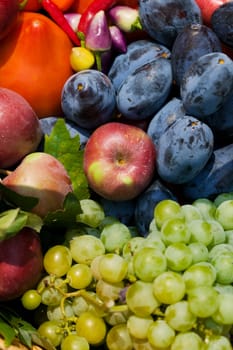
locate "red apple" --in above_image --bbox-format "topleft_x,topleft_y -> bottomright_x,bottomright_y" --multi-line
0,87 -> 43,168
0,227 -> 43,301
2,152 -> 73,218
195,0 -> 233,26
83,122 -> 156,201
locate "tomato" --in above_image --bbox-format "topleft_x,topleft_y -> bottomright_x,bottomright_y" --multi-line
0,11 -> 74,118
71,0 -> 138,14
22,0 -> 75,12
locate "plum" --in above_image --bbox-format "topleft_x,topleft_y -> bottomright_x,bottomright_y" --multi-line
0,227 -> 43,301
2,152 -> 73,218
0,87 -> 43,169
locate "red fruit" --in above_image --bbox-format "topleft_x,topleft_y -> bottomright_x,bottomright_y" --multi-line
0,87 -> 43,169
83,122 -> 156,201
195,0 -> 233,26
0,228 -> 43,301
0,0 -> 18,40
2,152 -> 73,218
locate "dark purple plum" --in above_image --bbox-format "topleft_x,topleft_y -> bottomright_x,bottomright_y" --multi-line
180,52 -> 233,118
147,97 -> 186,148
139,0 -> 202,48
156,115 -> 214,184
171,23 -> 222,86
182,143 -> 233,200
61,70 -> 116,130
108,39 -> 171,92
116,58 -> 173,120
211,2 -> 233,48
98,197 -> 136,226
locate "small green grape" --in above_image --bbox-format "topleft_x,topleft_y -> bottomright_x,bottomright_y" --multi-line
21,289 -> 41,310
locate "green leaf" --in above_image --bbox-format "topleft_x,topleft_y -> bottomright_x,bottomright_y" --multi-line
0,319 -> 16,347
44,118 -> 90,200
0,182 -> 39,211
43,192 -> 82,229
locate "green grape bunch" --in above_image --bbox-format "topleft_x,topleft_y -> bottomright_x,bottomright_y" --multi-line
21,196 -> 233,350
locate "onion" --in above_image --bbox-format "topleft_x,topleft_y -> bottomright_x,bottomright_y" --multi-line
0,0 -> 18,40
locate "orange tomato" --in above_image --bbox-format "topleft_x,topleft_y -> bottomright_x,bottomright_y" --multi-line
22,0 -> 74,12
71,0 -> 138,13
70,0 -> 95,14
0,11 -> 74,118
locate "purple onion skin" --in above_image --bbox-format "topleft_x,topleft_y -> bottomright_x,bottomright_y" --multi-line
109,25 -> 127,53
85,10 -> 112,52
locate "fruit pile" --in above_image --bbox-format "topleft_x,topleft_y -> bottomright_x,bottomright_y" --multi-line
0,0 -> 233,349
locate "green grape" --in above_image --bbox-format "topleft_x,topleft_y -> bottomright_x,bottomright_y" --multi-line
70,234 -> 105,265
98,253 -> 128,283
37,276 -> 68,306
147,319 -> 175,348
154,199 -> 183,229
132,247 -> 167,282
47,300 -> 74,321
182,262 -> 217,290
126,280 -> 160,317
152,271 -> 186,304
161,217 -> 190,246
208,243 -> 233,261
143,234 -> 165,252
106,323 -> 133,350
165,300 -> 197,332
96,279 -> 124,303
192,198 -> 216,220
75,311 -> 107,346
206,220 -> 226,247
187,286 -> 219,318
67,263 -> 93,289
21,289 -> 42,310
211,252 -> 233,284
122,237 -> 145,259
170,331 -> 204,350
132,338 -> 161,349
188,242 -> 209,263
203,335 -> 232,350
225,230 -> 233,246
215,200 -> 233,230
100,222 -> 131,253
76,198 -> 105,228
105,310 -> 130,326
164,242 -> 192,272
43,245 -> 72,277
148,218 -> 161,235
72,295 -> 89,316
181,204 -> 202,222
212,293 -> 233,325
187,219 -> 214,246
64,226 -> 87,245
61,334 -> 90,350
214,283 -> 233,295
214,192 -> 233,207
126,314 -> 153,340
90,255 -> 103,280
38,320 -> 63,347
